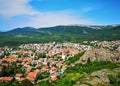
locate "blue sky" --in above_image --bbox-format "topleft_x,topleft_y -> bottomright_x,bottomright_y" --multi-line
0,0 -> 120,31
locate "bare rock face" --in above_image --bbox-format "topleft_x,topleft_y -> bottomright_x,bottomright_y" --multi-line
74,67 -> 120,86
79,49 -> 120,64
117,46 -> 120,52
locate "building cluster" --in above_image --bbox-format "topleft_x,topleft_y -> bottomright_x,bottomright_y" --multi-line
0,42 -> 92,83
90,40 -> 120,51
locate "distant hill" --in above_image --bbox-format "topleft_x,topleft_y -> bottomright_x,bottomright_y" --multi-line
6,27 -> 37,34
0,24 -> 120,46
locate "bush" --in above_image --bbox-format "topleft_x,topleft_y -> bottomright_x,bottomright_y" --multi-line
66,52 -> 85,65
38,53 -> 46,58
108,72 -> 120,86
39,80 -> 52,86
66,61 -> 119,73
37,71 -> 50,80
54,73 -> 83,86
20,79 -> 34,86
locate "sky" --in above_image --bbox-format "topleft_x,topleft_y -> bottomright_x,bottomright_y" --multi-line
0,0 -> 120,31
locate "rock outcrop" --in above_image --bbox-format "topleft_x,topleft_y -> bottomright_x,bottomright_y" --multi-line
74,67 -> 120,86
78,48 -> 120,64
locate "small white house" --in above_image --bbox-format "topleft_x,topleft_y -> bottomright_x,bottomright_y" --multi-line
62,54 -> 66,60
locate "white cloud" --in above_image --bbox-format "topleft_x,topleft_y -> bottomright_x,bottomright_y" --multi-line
0,0 -> 94,29
0,0 -> 36,17
25,11 -> 93,28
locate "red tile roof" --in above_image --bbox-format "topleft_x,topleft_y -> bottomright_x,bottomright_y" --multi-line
27,72 -> 37,78
19,78 -> 25,82
26,72 -> 37,82
42,66 -> 49,71
51,67 -> 58,71
0,77 -> 13,82
34,69 -> 40,74
15,74 -> 23,77
50,77 -> 57,81
50,73 -> 58,81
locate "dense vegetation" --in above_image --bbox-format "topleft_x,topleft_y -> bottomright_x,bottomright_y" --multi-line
0,25 -> 120,46
108,72 -> 120,86
38,61 -> 119,86
0,79 -> 34,86
66,51 -> 85,65
65,61 -> 118,74
0,63 -> 25,77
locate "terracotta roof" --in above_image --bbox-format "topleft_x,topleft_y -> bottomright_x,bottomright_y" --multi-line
19,78 -> 25,82
26,71 -> 37,82
25,62 -> 30,65
50,77 -> 57,81
34,69 -> 40,74
0,77 -> 13,82
50,73 -> 59,81
27,72 -> 37,78
51,67 -> 58,71
15,74 -> 23,77
27,66 -> 32,71
42,66 -> 49,70
62,65 -> 67,70
2,55 -> 17,63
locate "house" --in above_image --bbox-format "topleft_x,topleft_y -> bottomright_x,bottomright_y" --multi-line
0,50 -> 4,56
19,78 -> 26,82
61,65 -> 67,73
26,72 -> 37,82
41,66 -> 49,72
62,54 -> 66,60
34,69 -> 40,74
26,66 -> 33,72
15,74 -> 23,80
50,73 -> 59,81
51,67 -> 58,72
50,67 -> 58,74
0,77 -> 13,82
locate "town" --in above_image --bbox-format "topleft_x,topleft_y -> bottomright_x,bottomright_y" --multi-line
0,41 -> 119,84
0,42 -> 92,83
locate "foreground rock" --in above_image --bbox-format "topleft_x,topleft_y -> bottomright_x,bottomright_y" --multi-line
78,48 -> 120,64
74,67 -> 120,86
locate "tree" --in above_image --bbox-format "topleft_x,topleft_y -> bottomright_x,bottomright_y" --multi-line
38,53 -> 46,58
39,80 -> 52,86
87,58 -> 91,64
20,79 -> 34,86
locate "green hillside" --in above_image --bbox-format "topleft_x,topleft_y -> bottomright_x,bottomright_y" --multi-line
0,25 -> 120,46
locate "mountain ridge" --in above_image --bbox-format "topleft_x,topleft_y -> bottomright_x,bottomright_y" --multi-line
0,24 -> 120,46
2,24 -> 120,32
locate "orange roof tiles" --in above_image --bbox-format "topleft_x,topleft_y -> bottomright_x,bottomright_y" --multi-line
19,78 -> 25,82
1,55 -> 18,63
34,69 -> 40,74
50,77 -> 57,81
0,77 -> 13,82
26,72 -> 37,82
27,72 -> 37,78
15,74 -> 23,77
50,73 -> 59,81
42,66 -> 49,70
27,66 -> 32,71
51,67 -> 58,71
